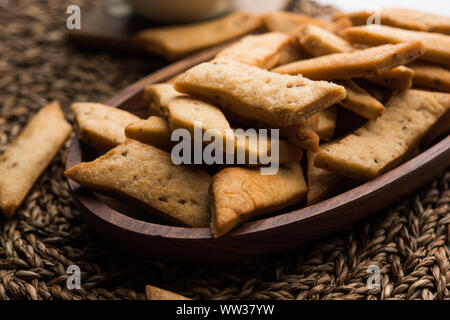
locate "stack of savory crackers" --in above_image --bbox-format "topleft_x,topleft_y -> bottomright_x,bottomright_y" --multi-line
64,9 -> 450,238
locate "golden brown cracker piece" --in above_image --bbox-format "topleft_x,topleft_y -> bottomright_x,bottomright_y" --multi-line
216,32 -> 302,69
233,130 -> 303,165
211,163 -> 307,238
410,61 -> 450,93
135,12 -> 263,60
332,17 -> 353,37
263,11 -> 336,36
297,25 -> 414,89
142,84 -> 304,161
175,59 -> 346,126
306,151 -> 354,205
299,24 -> 354,56
334,8 -> 450,35
272,42 -> 425,80
71,103 -> 140,152
420,109 -> 450,147
366,66 -> 414,90
0,102 -> 71,217
315,106 -> 338,141
344,26 -> 450,67
165,96 -> 232,139
225,110 -> 319,152
125,117 -> 172,152
145,285 -> 191,300
315,90 -> 450,180
280,123 -> 320,152
144,83 -> 184,116
65,139 -> 211,227
337,80 -> 385,120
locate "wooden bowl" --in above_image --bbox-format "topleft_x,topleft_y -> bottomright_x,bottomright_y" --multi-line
66,47 -> 450,263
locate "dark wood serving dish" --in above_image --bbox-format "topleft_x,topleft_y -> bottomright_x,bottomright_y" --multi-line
66,46 -> 450,264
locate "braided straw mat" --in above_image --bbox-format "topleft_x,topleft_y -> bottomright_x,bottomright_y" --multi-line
0,0 -> 449,300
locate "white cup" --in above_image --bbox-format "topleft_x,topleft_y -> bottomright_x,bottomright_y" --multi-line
127,0 -> 236,23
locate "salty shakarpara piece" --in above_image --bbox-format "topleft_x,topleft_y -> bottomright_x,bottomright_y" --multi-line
144,83 -> 184,116
314,107 -> 338,141
72,103 -> 140,152
125,117 -> 173,152
298,25 -> 414,90
273,42 -> 425,80
410,62 -> 450,93
337,80 -> 385,120
334,8 -> 450,34
216,32 -> 301,69
211,163 -> 307,237
65,139 -> 212,227
0,101 -> 71,217
135,12 -> 263,60
174,59 -> 346,126
344,26 -> 450,67
315,90 -> 450,180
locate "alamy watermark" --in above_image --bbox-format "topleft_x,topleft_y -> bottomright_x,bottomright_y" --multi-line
66,265 -> 81,290
171,122 -> 280,175
66,5 -> 81,30
366,6 -> 381,29
366,264 -> 381,290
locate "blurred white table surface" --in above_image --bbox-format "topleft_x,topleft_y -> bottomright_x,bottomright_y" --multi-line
317,0 -> 450,15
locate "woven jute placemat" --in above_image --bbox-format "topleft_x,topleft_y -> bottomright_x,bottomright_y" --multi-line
0,0 -> 449,300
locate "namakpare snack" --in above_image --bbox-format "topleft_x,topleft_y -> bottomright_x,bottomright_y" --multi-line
125,117 -> 173,152
72,103 -> 140,152
272,42 -> 425,80
344,26 -> 450,67
211,163 -> 307,237
135,12 -> 263,60
334,8 -> 450,34
315,90 -> 450,180
0,102 -> 71,217
175,59 -> 346,126
65,139 -> 212,227
216,32 -> 301,69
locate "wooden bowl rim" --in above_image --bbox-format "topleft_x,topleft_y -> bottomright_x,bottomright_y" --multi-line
68,135 -> 450,241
